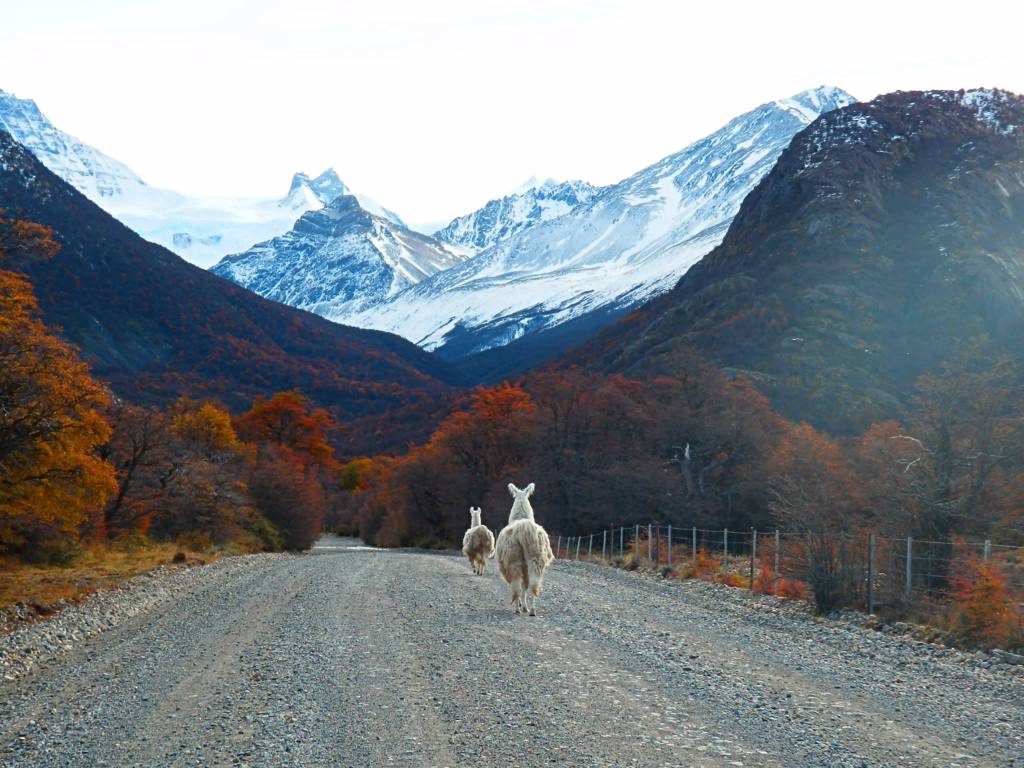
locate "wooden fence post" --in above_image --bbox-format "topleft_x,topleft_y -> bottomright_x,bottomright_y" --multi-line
868,532 -> 876,615
692,526 -> 697,571
723,528 -> 729,574
750,530 -> 757,591
667,524 -> 672,567
635,524 -> 640,559
905,536 -> 913,596
575,536 -> 581,560
602,529 -> 607,559
984,539 -> 992,561
588,534 -> 593,559
773,530 -> 780,596
556,535 -> 562,559
648,523 -> 653,562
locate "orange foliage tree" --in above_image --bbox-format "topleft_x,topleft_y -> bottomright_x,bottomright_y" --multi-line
0,212 -> 116,551
951,542 -> 1021,649
236,389 -> 337,468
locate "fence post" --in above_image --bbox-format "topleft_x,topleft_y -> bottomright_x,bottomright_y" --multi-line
575,536 -> 581,560
723,528 -> 729,574
773,530 -> 780,596
602,529 -> 607,559
983,539 -> 992,561
635,524 -> 640,559
620,527 -> 624,557
868,532 -> 876,615
588,534 -> 593,559
692,526 -> 697,570
667,524 -> 672,567
556,535 -> 562,559
750,530 -> 757,591
648,523 -> 653,562
905,536 -> 913,597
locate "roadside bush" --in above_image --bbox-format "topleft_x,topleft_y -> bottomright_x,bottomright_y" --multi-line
175,530 -> 212,553
951,556 -> 1019,649
248,448 -> 325,550
776,578 -> 808,600
19,534 -> 81,566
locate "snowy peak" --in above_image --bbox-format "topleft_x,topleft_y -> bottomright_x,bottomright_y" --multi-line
507,175 -> 559,196
342,85 -> 856,361
0,86 -> 408,267
434,178 -> 598,253
310,168 -> 348,201
0,87 -> 147,202
286,168 -> 351,205
775,85 -> 856,123
211,194 -> 465,318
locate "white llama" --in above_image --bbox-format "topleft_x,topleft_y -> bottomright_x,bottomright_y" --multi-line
462,506 -> 495,575
506,483 -> 535,523
496,483 -> 554,616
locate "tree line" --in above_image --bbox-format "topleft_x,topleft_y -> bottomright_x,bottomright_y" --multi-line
0,213 -> 337,562
336,348 -> 1023,550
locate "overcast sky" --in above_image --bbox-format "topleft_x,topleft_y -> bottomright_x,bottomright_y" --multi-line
2,0 -> 1020,225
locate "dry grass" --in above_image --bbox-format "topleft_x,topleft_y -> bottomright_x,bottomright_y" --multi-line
0,542 -> 220,612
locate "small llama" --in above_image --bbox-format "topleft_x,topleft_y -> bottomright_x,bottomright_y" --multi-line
462,506 -> 495,575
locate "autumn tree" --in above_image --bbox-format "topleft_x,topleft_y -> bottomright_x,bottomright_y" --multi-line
248,446 -> 325,550
99,402 -> 170,536
236,389 -> 337,467
864,346 -> 1024,540
768,423 -> 864,612
0,212 -> 116,552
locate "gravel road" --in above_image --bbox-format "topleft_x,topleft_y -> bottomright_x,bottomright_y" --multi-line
2,535 -> 1021,767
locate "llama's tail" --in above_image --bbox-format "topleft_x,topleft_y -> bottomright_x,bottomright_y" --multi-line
486,528 -> 496,558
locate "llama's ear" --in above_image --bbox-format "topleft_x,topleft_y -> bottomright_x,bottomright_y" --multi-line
508,483 -> 518,497
525,483 -> 535,497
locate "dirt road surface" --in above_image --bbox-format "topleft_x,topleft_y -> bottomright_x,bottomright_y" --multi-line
2,536 -> 1021,767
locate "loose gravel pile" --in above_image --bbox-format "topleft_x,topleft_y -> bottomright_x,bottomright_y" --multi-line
1,538 -> 1021,767
0,552 -> 287,683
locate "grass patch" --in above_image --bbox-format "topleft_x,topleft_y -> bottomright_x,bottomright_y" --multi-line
0,541 -> 221,613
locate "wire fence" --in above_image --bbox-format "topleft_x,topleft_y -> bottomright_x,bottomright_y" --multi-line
552,524 -> 1024,616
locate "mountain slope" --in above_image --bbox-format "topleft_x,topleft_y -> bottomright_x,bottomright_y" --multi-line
342,86 -> 855,363
211,195 -> 464,318
578,89 -> 1024,432
433,178 -> 597,253
0,129 -> 463,453
0,88 -> 400,267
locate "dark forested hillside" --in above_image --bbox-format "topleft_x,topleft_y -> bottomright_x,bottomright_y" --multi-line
0,130 -> 463,454
578,89 -> 1024,433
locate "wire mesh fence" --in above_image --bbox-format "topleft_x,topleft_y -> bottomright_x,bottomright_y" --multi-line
553,524 -> 1024,617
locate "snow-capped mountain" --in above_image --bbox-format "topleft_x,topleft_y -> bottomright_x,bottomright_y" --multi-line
0,87 -> 153,202
0,88 -> 400,268
211,194 -> 465,318
433,178 -> 597,254
341,86 -> 855,360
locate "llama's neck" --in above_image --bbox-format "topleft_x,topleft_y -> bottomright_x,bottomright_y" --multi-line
509,498 -> 534,522
470,512 -> 482,527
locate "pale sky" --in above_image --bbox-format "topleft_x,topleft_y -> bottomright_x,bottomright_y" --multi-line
1,0 -> 1020,225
